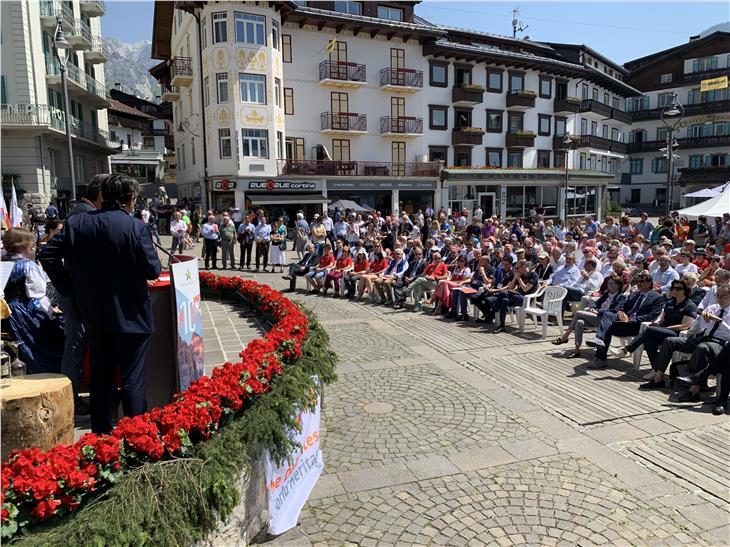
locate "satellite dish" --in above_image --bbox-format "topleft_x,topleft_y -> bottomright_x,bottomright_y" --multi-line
523,35 -> 530,40
512,18 -> 518,27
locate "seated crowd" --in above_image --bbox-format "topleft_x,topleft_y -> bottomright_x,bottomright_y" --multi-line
283,208 -> 730,415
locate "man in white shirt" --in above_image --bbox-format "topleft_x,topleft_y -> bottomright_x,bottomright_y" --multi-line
169,211 -> 187,255
564,258 -> 603,302
201,214 -> 220,269
651,256 -> 680,293
254,217 -> 272,271
644,286 -> 730,402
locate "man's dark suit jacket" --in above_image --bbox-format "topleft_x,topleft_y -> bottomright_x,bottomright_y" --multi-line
298,252 -> 319,270
66,201 -> 95,219
40,206 -> 162,335
621,290 -> 665,323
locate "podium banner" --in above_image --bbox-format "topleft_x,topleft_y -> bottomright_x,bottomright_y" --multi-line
170,256 -> 204,391
265,391 -> 324,535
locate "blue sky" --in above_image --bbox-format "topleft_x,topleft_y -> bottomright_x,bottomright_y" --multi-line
103,1 -> 728,64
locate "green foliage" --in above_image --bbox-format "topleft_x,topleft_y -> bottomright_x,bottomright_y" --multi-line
12,302 -> 337,546
607,200 -> 624,213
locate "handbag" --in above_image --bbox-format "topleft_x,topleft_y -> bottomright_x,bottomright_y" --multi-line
278,239 -> 287,251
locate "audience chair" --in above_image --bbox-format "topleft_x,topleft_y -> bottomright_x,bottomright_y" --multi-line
517,286 -> 567,338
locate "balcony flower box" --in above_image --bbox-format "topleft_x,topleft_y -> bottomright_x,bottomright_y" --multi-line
462,83 -> 485,92
461,127 -> 484,133
514,89 -> 537,97
514,130 -> 536,138
565,96 -> 581,104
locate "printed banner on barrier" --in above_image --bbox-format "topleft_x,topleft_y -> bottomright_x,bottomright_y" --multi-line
170,257 -> 204,391
265,391 -> 324,535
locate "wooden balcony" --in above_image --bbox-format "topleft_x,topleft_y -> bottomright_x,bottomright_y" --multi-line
506,90 -> 536,110
320,112 -> 367,134
379,116 -> 423,137
552,135 -> 580,150
379,68 -> 423,92
506,131 -> 536,148
579,99 -> 631,123
629,99 -> 730,121
452,85 -> 484,106
170,57 -> 193,87
628,135 -> 730,154
553,97 -> 581,114
452,127 -> 484,146
319,60 -> 366,88
577,135 -> 627,154
277,159 -> 439,177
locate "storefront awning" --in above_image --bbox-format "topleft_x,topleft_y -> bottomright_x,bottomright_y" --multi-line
111,159 -> 160,166
248,193 -> 328,205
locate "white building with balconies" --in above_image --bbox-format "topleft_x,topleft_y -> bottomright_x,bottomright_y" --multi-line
0,0 -> 115,211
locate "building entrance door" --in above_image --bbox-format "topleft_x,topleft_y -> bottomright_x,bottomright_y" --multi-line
479,192 -> 496,217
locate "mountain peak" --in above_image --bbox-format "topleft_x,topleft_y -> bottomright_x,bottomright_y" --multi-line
104,37 -> 159,101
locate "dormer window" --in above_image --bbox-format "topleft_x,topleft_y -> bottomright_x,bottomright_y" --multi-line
334,1 -> 362,15
377,5 -> 404,21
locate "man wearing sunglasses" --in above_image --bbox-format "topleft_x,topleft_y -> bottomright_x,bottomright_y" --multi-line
586,271 -> 664,367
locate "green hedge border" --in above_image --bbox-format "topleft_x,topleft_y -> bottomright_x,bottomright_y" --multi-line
12,297 -> 337,547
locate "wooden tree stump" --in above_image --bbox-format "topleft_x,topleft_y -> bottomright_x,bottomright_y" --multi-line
1,373 -> 74,460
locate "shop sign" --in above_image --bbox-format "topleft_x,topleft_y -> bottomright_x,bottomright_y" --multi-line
328,180 -> 437,191
700,75 -> 728,92
247,180 -> 322,191
213,179 -> 237,190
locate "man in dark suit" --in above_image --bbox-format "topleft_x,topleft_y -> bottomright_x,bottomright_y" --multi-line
67,174 -> 104,218
394,247 -> 428,309
282,242 -> 318,292
40,174 -> 162,434
586,271 -> 665,367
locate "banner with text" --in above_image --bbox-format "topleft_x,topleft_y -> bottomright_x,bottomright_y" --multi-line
265,390 -> 323,535
170,256 -> 204,391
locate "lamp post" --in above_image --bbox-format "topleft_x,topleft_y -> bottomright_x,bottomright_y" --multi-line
562,133 -> 573,223
660,92 -> 684,217
52,17 -> 76,202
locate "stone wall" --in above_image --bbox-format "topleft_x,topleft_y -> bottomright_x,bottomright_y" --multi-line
195,451 -> 269,547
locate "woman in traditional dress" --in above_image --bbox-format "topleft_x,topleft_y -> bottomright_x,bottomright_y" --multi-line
268,217 -> 288,273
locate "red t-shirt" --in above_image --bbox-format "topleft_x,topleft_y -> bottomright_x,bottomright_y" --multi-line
354,259 -> 370,273
319,254 -> 335,268
336,256 -> 353,269
370,258 -> 389,273
424,262 -> 448,278
693,257 -> 709,270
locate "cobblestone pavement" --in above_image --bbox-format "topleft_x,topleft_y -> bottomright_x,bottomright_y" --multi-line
182,241 -> 730,546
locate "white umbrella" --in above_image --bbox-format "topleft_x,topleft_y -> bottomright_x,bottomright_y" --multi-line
676,181 -> 730,220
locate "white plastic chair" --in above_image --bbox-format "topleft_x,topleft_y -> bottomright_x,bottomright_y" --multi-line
517,286 -> 567,338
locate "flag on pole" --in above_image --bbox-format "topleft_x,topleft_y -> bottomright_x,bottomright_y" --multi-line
10,183 -> 23,228
0,185 -> 10,230
324,38 -> 336,57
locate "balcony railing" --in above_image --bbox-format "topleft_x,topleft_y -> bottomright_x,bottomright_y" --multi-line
629,99 -> 730,121
320,112 -> 367,132
277,159 -> 439,177
85,37 -> 110,62
628,135 -> 730,153
80,0 -> 106,16
142,127 -> 172,137
68,19 -> 92,47
577,135 -> 627,154
1,103 -> 117,149
506,131 -> 536,148
578,99 -> 632,123
319,60 -> 366,83
40,1 -> 74,28
452,85 -> 484,104
379,116 -> 423,135
379,68 -> 423,89
654,67 -> 730,86
170,57 -> 193,86
506,90 -> 537,109
45,61 -> 109,103
553,97 -> 581,114
452,127 -> 484,146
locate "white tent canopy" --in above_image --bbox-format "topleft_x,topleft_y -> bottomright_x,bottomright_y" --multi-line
684,182 -> 728,198
676,181 -> 730,220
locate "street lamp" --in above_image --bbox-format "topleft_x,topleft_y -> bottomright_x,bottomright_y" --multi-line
562,133 -> 573,223
52,17 -> 76,202
660,92 -> 684,216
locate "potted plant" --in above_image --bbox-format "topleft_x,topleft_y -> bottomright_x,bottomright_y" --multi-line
461,127 -> 484,133
462,83 -> 485,92
514,89 -> 537,97
515,130 -> 536,138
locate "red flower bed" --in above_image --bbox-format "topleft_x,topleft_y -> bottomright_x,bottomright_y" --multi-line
0,274 -> 308,538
